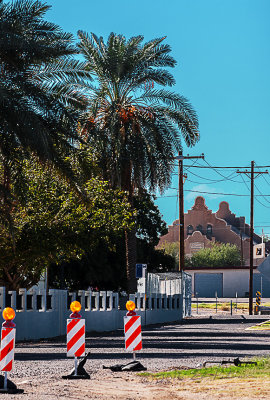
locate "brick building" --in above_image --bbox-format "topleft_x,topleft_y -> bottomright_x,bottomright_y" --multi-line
158,196 -> 265,266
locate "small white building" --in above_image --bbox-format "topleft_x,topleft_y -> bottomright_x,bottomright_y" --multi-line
185,265 -> 270,298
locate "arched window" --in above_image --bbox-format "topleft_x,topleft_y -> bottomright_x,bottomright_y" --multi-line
206,224 -> 213,239
187,225 -> 193,235
207,224 -> 212,234
196,224 -> 203,233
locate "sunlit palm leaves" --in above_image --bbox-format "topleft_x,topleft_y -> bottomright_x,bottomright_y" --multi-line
0,0 -> 90,165
78,32 -> 199,194
78,32 -> 200,292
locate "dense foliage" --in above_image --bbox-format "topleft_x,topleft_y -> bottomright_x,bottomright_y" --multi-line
186,243 -> 241,268
161,242 -> 241,268
0,155 -> 133,290
49,192 -> 175,291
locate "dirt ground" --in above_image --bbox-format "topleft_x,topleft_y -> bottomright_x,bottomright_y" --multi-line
5,314 -> 270,399
8,370 -> 270,400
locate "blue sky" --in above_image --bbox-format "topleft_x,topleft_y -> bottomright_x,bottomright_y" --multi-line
47,0 -> 270,235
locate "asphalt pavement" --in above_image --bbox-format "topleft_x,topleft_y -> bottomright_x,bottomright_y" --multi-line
10,313 -> 270,381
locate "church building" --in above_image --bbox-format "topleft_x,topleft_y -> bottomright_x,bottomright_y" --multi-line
158,196 -> 265,266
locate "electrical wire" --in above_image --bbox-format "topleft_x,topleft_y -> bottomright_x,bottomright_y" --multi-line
239,172 -> 270,209
185,169 -> 243,184
202,158 -> 247,183
157,189 -> 250,197
255,162 -> 270,187
183,158 -> 199,172
255,183 -> 270,205
173,164 -> 270,169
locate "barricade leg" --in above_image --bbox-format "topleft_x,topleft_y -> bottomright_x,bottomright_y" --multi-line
3,372 -> 7,391
74,357 -> 78,376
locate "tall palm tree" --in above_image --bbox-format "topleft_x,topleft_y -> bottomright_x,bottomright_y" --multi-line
78,32 -> 200,292
0,0 -> 90,180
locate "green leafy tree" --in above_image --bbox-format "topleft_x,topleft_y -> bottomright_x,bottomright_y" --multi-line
0,156 -> 134,290
49,191 -> 175,290
159,242 -> 180,266
78,32 -> 199,292
186,243 -> 241,268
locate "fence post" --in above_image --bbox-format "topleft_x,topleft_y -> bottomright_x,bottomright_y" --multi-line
8,291 -> 17,310
28,288 -> 37,311
19,289 -> 27,311
78,290 -> 85,311
94,292 -> 100,311
106,291 -> 113,311
100,291 -> 106,310
0,287 -> 5,311
40,289 -> 47,312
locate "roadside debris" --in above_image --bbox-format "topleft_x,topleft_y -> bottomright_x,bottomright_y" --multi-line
198,357 -> 257,368
103,361 -> 147,372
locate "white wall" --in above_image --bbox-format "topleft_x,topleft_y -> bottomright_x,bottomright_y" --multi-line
188,269 -> 262,297
0,287 -> 187,341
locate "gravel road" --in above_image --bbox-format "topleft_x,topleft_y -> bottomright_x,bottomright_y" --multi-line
5,314 -> 270,399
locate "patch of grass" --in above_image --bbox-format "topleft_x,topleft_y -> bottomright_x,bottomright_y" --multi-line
191,302 -> 270,311
139,358 -> 270,380
247,320 -> 270,330
192,302 -> 244,310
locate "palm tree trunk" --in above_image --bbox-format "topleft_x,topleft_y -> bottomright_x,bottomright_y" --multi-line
121,161 -> 138,294
125,227 -> 137,294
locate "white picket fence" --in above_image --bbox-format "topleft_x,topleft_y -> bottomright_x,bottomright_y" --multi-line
0,273 -> 191,341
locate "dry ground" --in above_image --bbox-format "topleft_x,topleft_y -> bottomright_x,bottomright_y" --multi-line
5,314 -> 270,399
8,370 -> 270,400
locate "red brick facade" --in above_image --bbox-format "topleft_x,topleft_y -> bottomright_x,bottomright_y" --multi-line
158,196 -> 264,266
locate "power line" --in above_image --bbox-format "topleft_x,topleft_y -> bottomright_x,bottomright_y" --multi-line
185,170 -> 243,184
255,183 -> 270,206
157,190 -> 250,197
160,186 -> 270,197
202,158 -> 242,182
255,162 -> 270,188
179,164 -> 270,169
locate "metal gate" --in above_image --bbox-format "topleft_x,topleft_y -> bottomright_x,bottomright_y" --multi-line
194,273 -> 223,297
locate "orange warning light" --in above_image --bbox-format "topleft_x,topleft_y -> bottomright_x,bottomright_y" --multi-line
2,307 -> 15,321
126,301 -> 135,312
70,301 -> 81,313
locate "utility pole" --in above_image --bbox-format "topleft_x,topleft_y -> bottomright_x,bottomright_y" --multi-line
175,152 -> 204,272
237,162 -> 268,315
240,230 -> 243,267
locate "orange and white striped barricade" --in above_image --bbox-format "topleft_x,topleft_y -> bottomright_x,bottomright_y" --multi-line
63,301 -> 88,379
124,301 -> 142,360
0,308 -> 16,391
67,318 -> 85,358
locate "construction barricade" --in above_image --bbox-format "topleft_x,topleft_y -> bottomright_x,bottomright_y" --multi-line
124,301 -> 142,360
63,301 -> 89,379
0,307 -> 21,392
